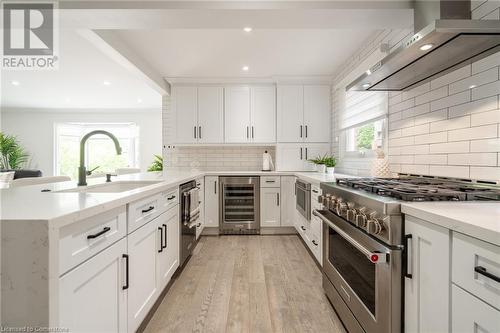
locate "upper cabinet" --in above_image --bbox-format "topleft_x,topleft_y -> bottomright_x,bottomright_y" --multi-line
173,86 -> 224,144
225,85 -> 276,143
277,85 -> 330,143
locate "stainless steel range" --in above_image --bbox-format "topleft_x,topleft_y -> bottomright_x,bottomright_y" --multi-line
314,176 -> 500,333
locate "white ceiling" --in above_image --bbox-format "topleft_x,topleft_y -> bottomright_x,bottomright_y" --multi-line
1,29 -> 162,109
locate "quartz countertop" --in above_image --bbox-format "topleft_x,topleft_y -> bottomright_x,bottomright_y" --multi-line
0,170 -> 352,227
402,202 -> 500,246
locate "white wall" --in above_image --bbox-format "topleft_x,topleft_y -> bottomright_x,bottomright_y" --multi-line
0,109 -> 162,176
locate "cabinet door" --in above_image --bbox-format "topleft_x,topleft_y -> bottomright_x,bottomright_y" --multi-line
127,218 -> 161,333
225,86 -> 250,143
173,86 -> 198,144
260,187 -> 281,227
59,238 -> 127,333
276,144 -> 306,171
405,216 -> 450,333
280,176 -> 296,227
198,86 -> 224,143
251,86 -> 276,143
204,176 -> 219,227
302,143 -> 330,171
277,85 -> 304,143
303,85 -> 330,143
157,208 -> 180,290
196,177 -> 205,239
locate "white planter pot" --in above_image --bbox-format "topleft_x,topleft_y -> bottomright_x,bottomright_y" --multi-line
327,167 -> 335,175
317,164 -> 327,173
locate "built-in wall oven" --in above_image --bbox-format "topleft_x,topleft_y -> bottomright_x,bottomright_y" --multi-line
180,180 -> 200,266
219,176 -> 260,234
295,179 -> 311,220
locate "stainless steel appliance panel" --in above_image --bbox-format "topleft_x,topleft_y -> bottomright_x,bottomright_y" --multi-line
295,179 -> 311,221
180,180 -> 199,266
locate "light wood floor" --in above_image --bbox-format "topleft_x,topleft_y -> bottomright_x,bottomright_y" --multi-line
144,235 -> 346,333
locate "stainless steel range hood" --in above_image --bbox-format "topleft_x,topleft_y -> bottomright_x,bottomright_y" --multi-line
347,0 -> 500,92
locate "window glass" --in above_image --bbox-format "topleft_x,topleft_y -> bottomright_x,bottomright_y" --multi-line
344,118 -> 385,153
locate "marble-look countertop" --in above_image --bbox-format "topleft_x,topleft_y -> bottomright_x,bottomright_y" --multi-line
0,170 -> 351,228
402,202 -> 500,246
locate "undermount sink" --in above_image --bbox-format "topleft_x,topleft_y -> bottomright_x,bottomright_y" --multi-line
55,180 -> 162,193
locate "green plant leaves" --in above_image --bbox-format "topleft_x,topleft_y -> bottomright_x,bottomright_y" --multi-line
147,154 -> 163,172
0,132 -> 29,170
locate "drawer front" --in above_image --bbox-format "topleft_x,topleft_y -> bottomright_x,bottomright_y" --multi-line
311,214 -> 322,238
311,185 -> 322,210
452,232 -> 500,309
309,232 -> 322,265
160,188 -> 179,212
128,193 -> 163,233
452,284 -> 500,333
261,176 -> 281,188
59,206 -> 127,275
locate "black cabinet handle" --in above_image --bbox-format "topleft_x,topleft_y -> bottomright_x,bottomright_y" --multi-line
300,147 -> 303,160
167,195 -> 176,201
301,226 -> 306,231
277,193 -> 280,206
300,125 -> 303,138
122,254 -> 129,290
305,125 -> 308,138
197,223 -> 201,227
265,180 -> 275,183
214,180 -> 217,194
312,189 -> 319,193
87,227 -> 111,239
404,234 -> 413,279
252,126 -> 254,139
142,206 -> 154,213
162,224 -> 167,249
246,126 -> 249,139
475,266 -> 500,283
199,126 -> 202,139
194,126 -> 197,139
305,147 -> 308,160
158,227 -> 164,253
312,240 -> 318,246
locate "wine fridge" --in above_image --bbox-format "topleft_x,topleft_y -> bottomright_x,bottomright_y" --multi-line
219,176 -> 260,234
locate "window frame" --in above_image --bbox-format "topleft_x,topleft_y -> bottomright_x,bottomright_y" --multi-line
340,116 -> 388,160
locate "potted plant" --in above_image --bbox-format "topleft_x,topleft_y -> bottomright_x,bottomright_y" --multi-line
0,132 -> 29,170
324,155 -> 337,175
147,154 -> 163,172
307,156 -> 321,172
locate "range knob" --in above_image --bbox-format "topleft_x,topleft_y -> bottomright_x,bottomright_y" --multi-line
328,197 -> 337,210
336,201 -> 348,217
346,202 -> 357,222
367,216 -> 388,235
354,207 -> 367,227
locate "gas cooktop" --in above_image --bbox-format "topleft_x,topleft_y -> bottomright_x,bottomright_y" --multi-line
336,177 -> 500,202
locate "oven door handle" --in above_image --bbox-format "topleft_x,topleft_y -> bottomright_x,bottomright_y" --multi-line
313,209 -> 388,264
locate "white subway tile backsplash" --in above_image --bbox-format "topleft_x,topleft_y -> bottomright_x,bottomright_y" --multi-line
415,86 -> 448,105
430,91 -> 470,111
401,164 -> 430,175
470,166 -> 500,180
430,65 -> 471,90
472,80 -> 500,100
389,98 -> 415,114
471,109 -> 500,126
389,117 -> 415,130
448,124 -> 498,141
472,52 -> 500,74
401,123 -> 430,137
430,141 -> 470,154
402,82 -> 430,101
389,136 -> 414,147
389,129 -> 402,139
388,155 -> 414,164
429,165 -> 470,178
449,67 -> 498,95
448,153 -> 497,166
414,131 -> 447,144
472,0 -> 500,19
402,103 -> 430,119
470,138 -> 500,152
414,154 -> 448,165
482,7 -> 500,19
429,115 -> 470,133
448,96 -> 498,118
404,144 -> 430,155
414,109 -> 448,125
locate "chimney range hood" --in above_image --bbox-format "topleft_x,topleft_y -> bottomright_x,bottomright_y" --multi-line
347,0 -> 500,92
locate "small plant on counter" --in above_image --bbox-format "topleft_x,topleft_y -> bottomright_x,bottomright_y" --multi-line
323,156 -> 337,168
147,154 -> 163,172
0,132 -> 29,170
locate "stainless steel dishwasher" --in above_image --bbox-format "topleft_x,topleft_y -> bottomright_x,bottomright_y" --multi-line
219,176 -> 260,234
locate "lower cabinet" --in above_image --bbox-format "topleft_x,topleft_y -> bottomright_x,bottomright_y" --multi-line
204,176 -> 219,227
280,176 -> 296,227
59,238 -> 128,333
260,186 -> 281,227
157,207 -> 180,291
404,216 -> 451,333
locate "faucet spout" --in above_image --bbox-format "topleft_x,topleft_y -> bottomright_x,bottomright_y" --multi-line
78,130 -> 122,186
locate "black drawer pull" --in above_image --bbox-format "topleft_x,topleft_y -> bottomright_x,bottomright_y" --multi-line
312,189 -> 319,193
167,195 -> 176,201
301,226 -> 306,231
158,227 -> 164,253
162,224 -> 167,249
87,227 -> 111,239
122,254 -> 129,290
312,240 -> 318,246
404,234 -> 413,279
475,266 -> 500,283
142,206 -> 154,213
265,180 -> 275,183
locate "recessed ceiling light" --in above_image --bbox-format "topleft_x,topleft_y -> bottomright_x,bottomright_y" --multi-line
137,98 -> 143,103
362,83 -> 371,89
242,66 -> 249,71
11,80 -> 20,86
419,44 -> 434,51
243,27 -> 253,32
103,80 -> 111,86
469,85 -> 476,89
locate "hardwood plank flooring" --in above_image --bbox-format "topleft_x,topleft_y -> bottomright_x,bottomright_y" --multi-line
144,235 -> 346,333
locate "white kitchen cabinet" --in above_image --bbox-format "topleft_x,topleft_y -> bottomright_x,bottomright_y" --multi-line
173,86 -> 224,144
251,86 -> 276,143
196,177 -> 205,239
277,85 -> 330,143
303,85 -> 330,143
225,86 -> 251,143
451,283 -> 500,333
173,86 -> 198,144
280,176 -> 296,227
404,216 -> 450,333
276,143 -> 330,171
225,85 -> 276,143
127,215 -> 162,333
260,187 -> 281,227
157,208 -> 179,291
204,176 -> 219,227
59,238 -> 128,333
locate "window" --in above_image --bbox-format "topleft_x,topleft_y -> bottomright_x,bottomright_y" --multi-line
55,123 -> 139,179
345,118 -> 385,154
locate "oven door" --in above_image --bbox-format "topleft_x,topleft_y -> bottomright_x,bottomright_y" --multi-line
315,209 -> 402,333
295,181 -> 311,220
